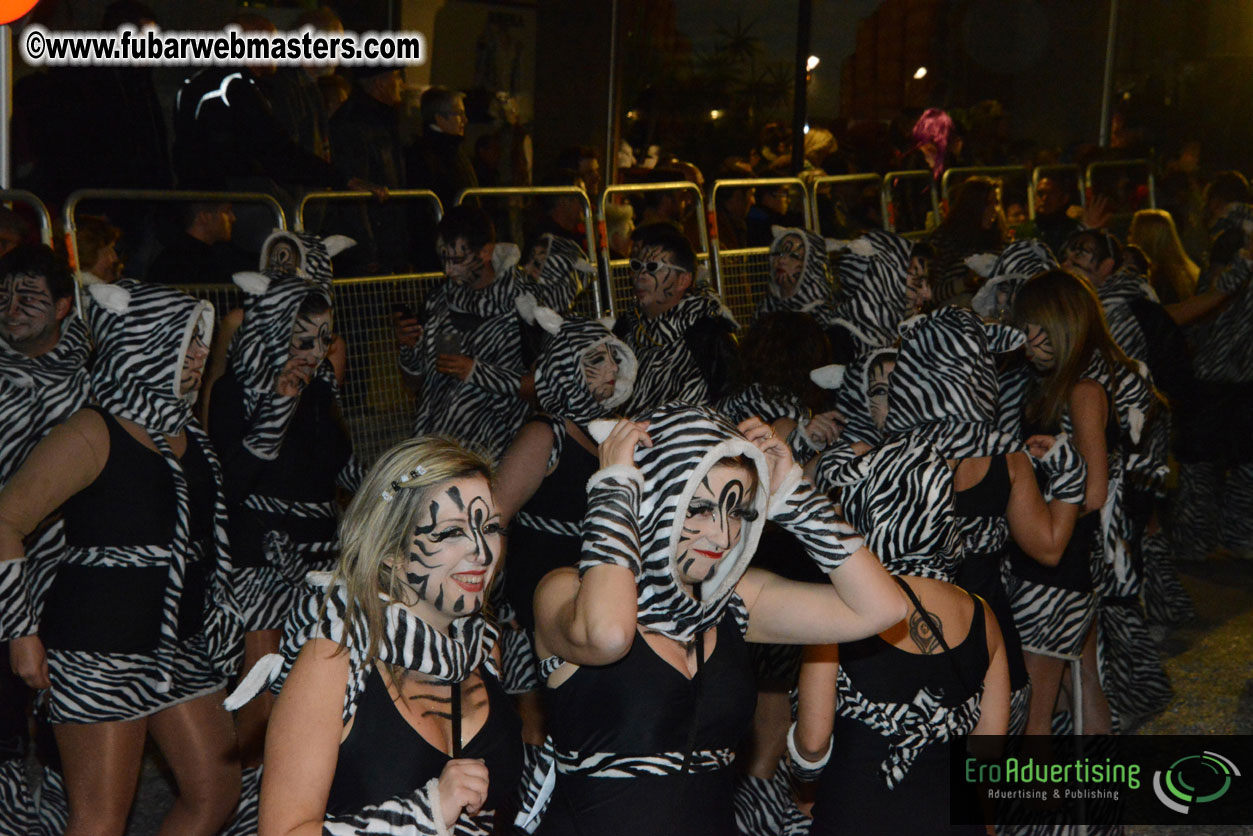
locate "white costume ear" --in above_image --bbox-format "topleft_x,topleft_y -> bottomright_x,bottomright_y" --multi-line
572,257 -> 596,274
694,265 -> 711,286
233,271 -> 271,296
492,242 -> 522,274
984,321 -> 1027,353
964,252 -> 998,278
514,291 -> 538,324
847,237 -> 875,257
809,364 -> 846,389
87,282 -> 131,314
322,235 -> 356,258
598,315 -> 617,331
824,238 -> 850,253
533,305 -> 565,336
587,419 -> 617,445
770,225 -> 790,243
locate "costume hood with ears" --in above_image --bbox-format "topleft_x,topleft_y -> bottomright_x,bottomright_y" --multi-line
971,239 -> 1057,319
258,229 -> 354,283
817,432 -> 962,582
755,225 -> 841,326
516,292 -> 637,426
529,233 -> 595,310
86,279 -> 214,435
885,307 -> 1026,457
832,347 -> 898,448
229,233 -> 350,396
586,405 -> 770,643
830,229 -> 916,352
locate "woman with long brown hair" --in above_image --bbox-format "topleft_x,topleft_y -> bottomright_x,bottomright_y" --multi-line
1127,209 -> 1200,304
928,176 -> 1009,304
1007,269 -> 1165,734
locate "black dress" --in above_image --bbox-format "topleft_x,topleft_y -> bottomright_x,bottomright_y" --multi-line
810,588 -> 988,836
538,611 -> 757,836
327,665 -> 523,829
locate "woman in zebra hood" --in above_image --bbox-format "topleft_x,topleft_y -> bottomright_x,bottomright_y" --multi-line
207,230 -> 362,834
1009,269 -> 1170,734
828,228 -> 931,360
250,436 -> 522,836
0,279 -> 244,836
797,433 -> 1009,835
882,306 -> 1086,734
520,405 -> 905,835
491,298 -> 636,716
753,225 -> 840,326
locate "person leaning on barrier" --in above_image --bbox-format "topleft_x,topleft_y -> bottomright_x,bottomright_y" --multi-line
406,87 -> 479,272
146,202 -> 251,286
393,206 -> 588,461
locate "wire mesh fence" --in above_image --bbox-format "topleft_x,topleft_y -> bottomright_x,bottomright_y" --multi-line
717,248 -> 770,327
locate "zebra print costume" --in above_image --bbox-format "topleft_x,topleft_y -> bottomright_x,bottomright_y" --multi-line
1097,266 -> 1158,368
832,347 -> 896,449
400,237 -> 588,462
829,229 -> 913,354
615,287 -> 739,412
224,572 -> 502,836
517,405 -> 864,832
970,238 -> 1057,322
42,281 -> 242,723
754,225 -> 841,328
1191,204 -> 1253,383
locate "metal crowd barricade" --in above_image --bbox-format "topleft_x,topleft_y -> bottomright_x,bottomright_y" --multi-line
881,170 -> 940,239
456,185 -> 603,319
295,188 -> 443,231
1029,164 -> 1086,220
0,189 -> 53,245
1085,159 -> 1156,210
599,181 -> 710,318
63,188 -> 287,315
807,173 -> 884,234
709,177 -> 809,326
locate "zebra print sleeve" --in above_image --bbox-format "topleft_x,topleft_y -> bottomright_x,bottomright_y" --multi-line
1215,256 -> 1252,293
0,558 -> 36,641
577,466 -> 645,578
810,441 -> 860,496
1032,434 -> 1088,505
335,455 -> 368,494
465,358 -> 524,399
240,392 -> 302,461
767,471 -> 864,574
322,777 -> 452,836
398,343 -> 429,377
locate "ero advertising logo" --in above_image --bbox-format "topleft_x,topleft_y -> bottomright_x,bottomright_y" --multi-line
1153,751 -> 1241,815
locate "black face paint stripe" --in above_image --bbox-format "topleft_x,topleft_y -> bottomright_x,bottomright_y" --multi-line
446,486 -> 465,511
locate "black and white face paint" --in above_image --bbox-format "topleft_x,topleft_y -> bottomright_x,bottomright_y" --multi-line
770,233 -> 805,298
523,238 -> 549,280
0,272 -> 59,352
1023,323 -> 1056,372
905,256 -> 932,314
581,342 -> 620,403
438,237 -> 489,287
630,242 -> 687,318
868,358 -> 895,431
675,463 -> 757,587
403,475 -> 502,626
279,309 -> 333,391
179,320 -> 210,396
265,238 -> 300,276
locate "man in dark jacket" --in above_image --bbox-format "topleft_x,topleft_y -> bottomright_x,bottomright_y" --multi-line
406,87 -> 479,270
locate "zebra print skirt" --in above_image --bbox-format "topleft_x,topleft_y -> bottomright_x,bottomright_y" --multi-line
44,631 -> 224,724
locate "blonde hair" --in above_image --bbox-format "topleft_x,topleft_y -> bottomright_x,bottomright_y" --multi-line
1012,269 -> 1140,430
328,436 -> 493,671
1127,209 -> 1199,303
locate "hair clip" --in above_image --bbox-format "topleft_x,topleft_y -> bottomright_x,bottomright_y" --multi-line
381,464 -> 427,502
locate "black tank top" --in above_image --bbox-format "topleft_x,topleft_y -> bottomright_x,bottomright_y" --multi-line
326,665 -> 522,819
539,611 -> 756,836
954,455 -> 1010,522
504,418 -> 599,631
62,406 -> 215,546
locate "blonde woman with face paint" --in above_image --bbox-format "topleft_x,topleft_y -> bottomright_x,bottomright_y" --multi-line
258,436 -> 522,836
522,405 -> 905,836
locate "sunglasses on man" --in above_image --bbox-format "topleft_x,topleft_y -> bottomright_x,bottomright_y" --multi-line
629,259 -> 687,275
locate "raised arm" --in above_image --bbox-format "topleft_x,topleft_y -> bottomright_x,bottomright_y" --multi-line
533,419 -> 651,667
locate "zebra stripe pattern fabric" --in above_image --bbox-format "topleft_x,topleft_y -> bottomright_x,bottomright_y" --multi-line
829,229 -> 915,353
754,226 -> 840,328
554,747 -> 735,778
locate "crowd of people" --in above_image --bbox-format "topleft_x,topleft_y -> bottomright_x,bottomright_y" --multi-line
2,3 -> 1252,836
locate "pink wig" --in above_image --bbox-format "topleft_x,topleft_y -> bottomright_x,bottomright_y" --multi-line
911,108 -> 954,179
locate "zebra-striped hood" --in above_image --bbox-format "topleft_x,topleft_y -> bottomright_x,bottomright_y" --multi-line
228,231 -> 340,398
518,294 -> 637,426
819,433 -> 961,582
754,226 -> 839,327
885,307 -> 1025,457
446,236 -> 588,319
598,405 -> 770,642
830,229 -> 915,352
971,238 -> 1057,319
85,279 -> 213,435
832,347 -> 897,447
258,229 -> 351,284
0,312 -> 90,401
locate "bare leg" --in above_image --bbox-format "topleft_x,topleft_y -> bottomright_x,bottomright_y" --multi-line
148,691 -> 241,836
55,718 -> 147,836
236,629 -> 280,767
1023,651 -> 1065,736
1078,621 -> 1111,733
